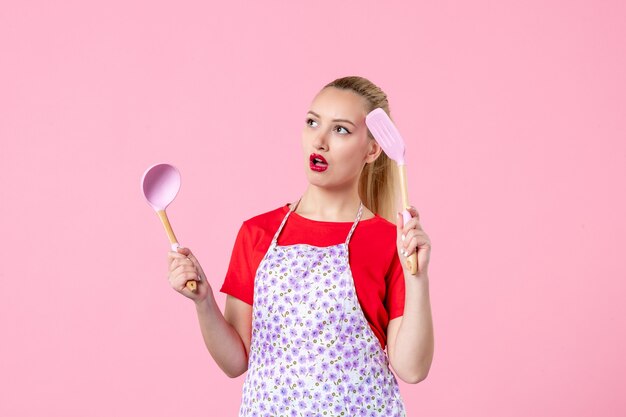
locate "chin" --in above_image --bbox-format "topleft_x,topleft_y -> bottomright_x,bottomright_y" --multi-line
306,174 -> 352,192
304,172 -> 326,186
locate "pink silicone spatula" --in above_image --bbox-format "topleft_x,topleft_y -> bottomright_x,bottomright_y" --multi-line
365,108 -> 418,275
141,163 -> 196,292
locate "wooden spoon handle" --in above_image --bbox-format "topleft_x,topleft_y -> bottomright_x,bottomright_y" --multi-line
157,210 -> 178,244
185,280 -> 197,292
157,210 -> 197,292
398,165 -> 418,275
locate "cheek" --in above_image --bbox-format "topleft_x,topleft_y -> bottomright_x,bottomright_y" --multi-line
301,128 -> 314,145
335,143 -> 365,169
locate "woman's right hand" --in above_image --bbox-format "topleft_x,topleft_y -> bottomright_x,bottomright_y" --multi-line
167,246 -> 211,303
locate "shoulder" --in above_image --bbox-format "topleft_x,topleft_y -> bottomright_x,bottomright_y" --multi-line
362,214 -> 397,240
243,203 -> 289,227
237,203 -> 290,239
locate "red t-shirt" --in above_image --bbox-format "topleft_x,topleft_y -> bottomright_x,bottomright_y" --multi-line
219,203 -> 406,349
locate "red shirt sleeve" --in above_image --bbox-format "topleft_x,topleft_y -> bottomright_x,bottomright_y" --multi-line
385,250 -> 406,320
219,221 -> 255,305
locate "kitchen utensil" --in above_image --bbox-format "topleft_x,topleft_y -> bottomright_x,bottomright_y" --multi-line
141,163 -> 196,292
365,108 -> 418,275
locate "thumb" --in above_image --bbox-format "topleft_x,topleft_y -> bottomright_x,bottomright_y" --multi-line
177,246 -> 191,256
177,246 -> 201,269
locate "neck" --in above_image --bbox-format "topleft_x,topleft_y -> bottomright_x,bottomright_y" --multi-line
295,184 -> 362,222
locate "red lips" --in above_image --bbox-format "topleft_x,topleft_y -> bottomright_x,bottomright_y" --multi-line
310,153 -> 328,172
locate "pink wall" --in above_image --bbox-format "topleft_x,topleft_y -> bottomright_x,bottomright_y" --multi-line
1,1 -> 625,416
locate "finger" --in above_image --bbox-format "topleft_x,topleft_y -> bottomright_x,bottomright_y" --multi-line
172,277 -> 198,292
399,213 -> 422,243
408,234 -> 431,255
170,259 -> 195,275
168,256 -> 189,273
177,247 -> 198,267
171,264 -> 196,277
172,265 -> 198,276
171,271 -> 200,289
177,246 -> 201,266
405,235 -> 420,255
185,251 -> 201,267
401,229 -> 417,250
181,271 -> 199,282
168,256 -> 184,272
168,259 -> 180,273
406,205 -> 420,220
402,219 -> 422,237
168,251 -> 188,262
404,231 -> 427,253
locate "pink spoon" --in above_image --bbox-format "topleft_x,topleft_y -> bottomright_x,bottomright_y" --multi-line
141,163 -> 196,292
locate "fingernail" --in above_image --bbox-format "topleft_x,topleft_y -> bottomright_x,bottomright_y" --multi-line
401,234 -> 405,241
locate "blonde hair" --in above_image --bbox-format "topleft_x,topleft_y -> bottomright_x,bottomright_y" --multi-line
323,76 -> 398,223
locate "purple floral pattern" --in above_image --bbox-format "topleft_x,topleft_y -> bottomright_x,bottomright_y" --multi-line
238,201 -> 406,417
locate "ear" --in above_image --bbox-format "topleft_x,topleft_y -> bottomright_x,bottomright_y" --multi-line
365,139 -> 383,164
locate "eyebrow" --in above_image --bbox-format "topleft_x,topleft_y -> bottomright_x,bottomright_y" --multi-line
307,110 -> 356,128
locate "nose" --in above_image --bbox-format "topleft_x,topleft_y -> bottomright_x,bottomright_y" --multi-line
312,129 -> 329,151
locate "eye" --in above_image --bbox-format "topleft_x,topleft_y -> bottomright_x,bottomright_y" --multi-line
335,125 -> 351,135
306,118 -> 318,127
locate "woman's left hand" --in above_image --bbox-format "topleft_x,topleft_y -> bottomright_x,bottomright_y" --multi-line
396,206 -> 431,277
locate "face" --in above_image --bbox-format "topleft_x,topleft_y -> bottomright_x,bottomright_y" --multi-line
302,87 -> 382,190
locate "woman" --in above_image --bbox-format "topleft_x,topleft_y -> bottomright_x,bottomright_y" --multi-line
167,75 -> 434,416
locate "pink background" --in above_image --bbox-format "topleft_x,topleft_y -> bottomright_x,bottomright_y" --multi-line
1,1 -> 625,416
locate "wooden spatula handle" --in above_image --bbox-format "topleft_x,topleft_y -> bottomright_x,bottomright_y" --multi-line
157,210 -> 197,292
398,165 -> 418,275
